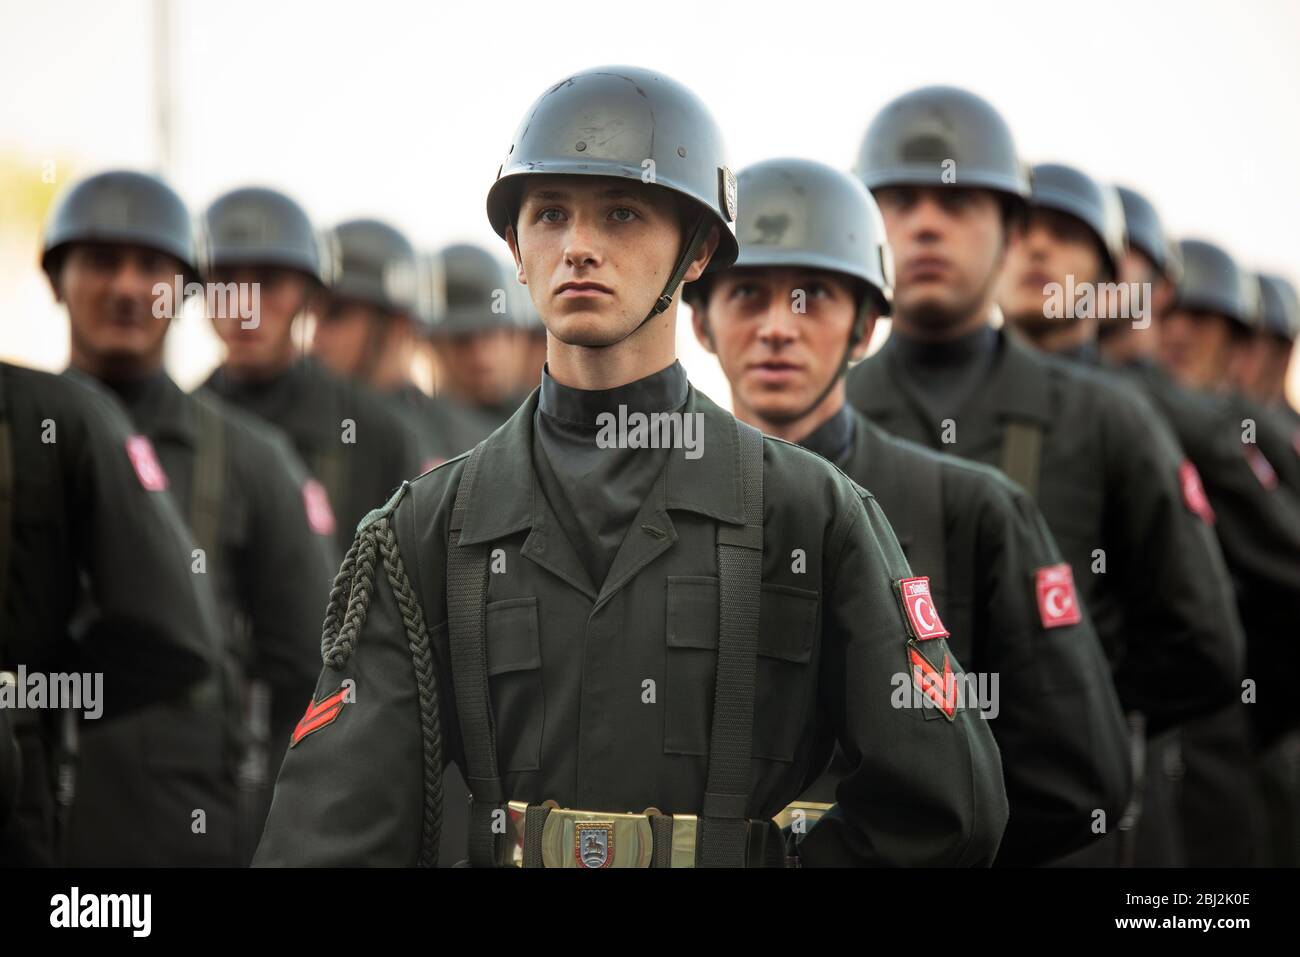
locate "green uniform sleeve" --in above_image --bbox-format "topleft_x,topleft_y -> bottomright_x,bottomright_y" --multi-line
1101,391 -> 1243,732
799,484 -> 1009,867
973,475 -> 1131,865
67,377 -> 220,716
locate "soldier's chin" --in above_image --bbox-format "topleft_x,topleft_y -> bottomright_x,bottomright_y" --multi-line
548,313 -> 638,349
897,292 -> 968,332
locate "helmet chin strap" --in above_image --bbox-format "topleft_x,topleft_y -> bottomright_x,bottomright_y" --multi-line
608,212 -> 713,347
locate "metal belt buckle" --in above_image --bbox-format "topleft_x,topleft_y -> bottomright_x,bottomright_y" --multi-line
542,807 -> 655,868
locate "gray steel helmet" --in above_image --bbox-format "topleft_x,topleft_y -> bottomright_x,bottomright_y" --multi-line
1114,185 -> 1174,279
422,243 -> 517,337
325,218 -> 419,316
854,86 -> 1030,202
687,158 -> 892,322
200,186 -> 323,283
41,169 -> 198,282
1254,272 -> 1300,343
485,66 -> 738,336
1027,163 -> 1125,276
1174,239 -> 1256,328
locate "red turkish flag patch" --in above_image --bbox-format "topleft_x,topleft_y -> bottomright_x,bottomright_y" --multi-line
125,435 -> 168,491
895,576 -> 949,640
1035,563 -> 1083,629
301,479 -> 337,536
1244,445 -> 1279,490
1178,459 -> 1215,525
290,686 -> 348,748
909,642 -> 958,721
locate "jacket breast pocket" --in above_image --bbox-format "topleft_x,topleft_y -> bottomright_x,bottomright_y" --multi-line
486,597 -> 544,773
664,577 -> 819,763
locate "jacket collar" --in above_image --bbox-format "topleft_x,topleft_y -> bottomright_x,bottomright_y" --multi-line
456,382 -> 747,547
855,326 -> 1055,428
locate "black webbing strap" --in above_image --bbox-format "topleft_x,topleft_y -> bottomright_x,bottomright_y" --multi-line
905,448 -> 947,605
188,395 -> 226,579
523,804 -> 550,869
445,443 -> 504,867
698,419 -> 765,867
1000,420 -> 1043,503
0,366 -> 12,622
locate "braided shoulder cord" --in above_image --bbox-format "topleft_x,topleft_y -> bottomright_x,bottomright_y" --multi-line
375,517 -> 444,868
316,515 -> 444,867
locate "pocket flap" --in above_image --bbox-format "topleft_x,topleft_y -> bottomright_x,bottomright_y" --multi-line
666,577 -> 818,662
486,597 -> 541,675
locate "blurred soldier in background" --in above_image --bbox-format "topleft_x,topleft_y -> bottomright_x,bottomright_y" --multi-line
844,87 -> 1245,866
425,242 -> 523,435
255,65 -> 1008,868
201,190 -> 423,554
40,170 -> 337,865
1163,240 -> 1300,501
688,157 -> 1129,866
1241,274 -> 1300,484
1,360 -> 220,865
310,218 -> 452,467
998,165 -> 1300,866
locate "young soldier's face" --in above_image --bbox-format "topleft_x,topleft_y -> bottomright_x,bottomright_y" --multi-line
312,298 -> 386,378
873,186 -> 1006,332
58,242 -> 179,366
697,266 -> 864,423
1158,307 -> 1235,390
508,175 -> 711,348
998,208 -> 1105,334
209,265 -> 309,372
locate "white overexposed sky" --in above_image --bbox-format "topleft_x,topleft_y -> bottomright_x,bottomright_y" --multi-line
2,0 -> 1299,401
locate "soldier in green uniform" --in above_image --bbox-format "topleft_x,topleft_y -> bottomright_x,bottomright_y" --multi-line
200,189 -> 424,555
255,66 -> 1008,868
310,218 -> 484,470
424,242 -> 526,435
997,163 -> 1300,866
39,170 -> 340,865
1,361 -> 220,865
685,157 -> 1130,865
842,88 -> 1245,866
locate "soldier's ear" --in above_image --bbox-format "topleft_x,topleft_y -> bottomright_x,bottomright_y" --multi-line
850,311 -> 880,361
505,226 -> 526,285
682,225 -> 720,284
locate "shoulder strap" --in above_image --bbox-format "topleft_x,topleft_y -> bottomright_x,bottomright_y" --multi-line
188,395 -> 226,562
1000,420 -> 1043,503
699,418 -> 765,867
0,367 -> 12,624
905,449 -> 947,606
444,443 -> 503,867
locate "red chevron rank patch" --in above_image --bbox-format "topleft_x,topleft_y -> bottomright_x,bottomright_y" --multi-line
1035,563 -> 1083,629
895,576 -> 949,640
909,642 -> 958,721
290,686 -> 348,748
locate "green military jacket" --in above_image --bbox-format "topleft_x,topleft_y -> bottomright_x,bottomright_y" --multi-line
846,330 -> 1244,735
809,409 -> 1130,865
256,385 -> 1009,866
